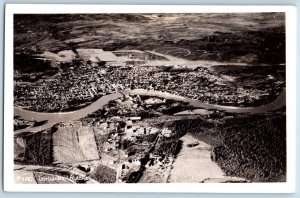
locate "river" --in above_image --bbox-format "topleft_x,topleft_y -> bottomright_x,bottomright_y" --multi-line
14,92 -> 123,134
14,88 -> 285,135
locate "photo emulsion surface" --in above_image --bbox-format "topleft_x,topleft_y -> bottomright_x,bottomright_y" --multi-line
13,13 -> 286,184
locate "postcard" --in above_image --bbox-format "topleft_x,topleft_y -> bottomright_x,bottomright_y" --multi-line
4,4 -> 297,193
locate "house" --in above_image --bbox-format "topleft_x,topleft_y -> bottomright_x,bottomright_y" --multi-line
129,117 -> 141,121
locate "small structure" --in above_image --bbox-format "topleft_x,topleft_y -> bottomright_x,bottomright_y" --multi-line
76,164 -> 91,173
129,117 -> 141,121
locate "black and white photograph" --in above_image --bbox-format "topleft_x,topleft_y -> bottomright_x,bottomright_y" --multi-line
4,5 -> 296,193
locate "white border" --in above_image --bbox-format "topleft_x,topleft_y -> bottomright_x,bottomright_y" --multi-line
4,4 -> 297,193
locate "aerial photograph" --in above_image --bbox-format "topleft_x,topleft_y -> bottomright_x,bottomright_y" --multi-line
13,13 -> 286,184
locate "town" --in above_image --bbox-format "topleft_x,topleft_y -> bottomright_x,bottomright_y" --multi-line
14,49 -> 285,112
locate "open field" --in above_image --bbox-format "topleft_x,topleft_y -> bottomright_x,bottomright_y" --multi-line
52,123 -> 99,164
168,134 -> 223,182
168,135 -> 220,183
168,134 -> 246,183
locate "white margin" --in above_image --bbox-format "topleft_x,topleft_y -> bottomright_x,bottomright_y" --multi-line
4,4 -> 297,193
